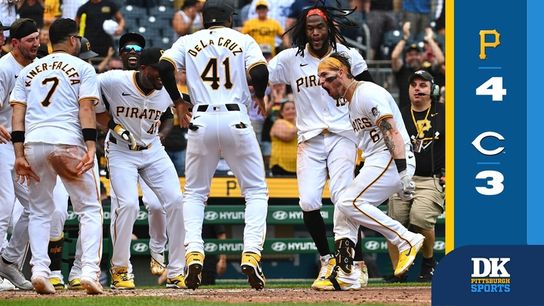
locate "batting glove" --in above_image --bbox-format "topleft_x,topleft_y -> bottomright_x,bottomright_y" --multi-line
398,170 -> 416,201
113,124 -> 138,150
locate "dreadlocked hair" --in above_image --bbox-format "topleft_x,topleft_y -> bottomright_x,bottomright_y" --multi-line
284,0 -> 357,57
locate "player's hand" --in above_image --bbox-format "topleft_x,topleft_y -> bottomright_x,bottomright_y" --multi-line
217,256 -> 227,275
176,101 -> 192,128
76,148 -> 95,175
424,27 -> 434,42
15,156 -> 39,184
0,125 -> 11,143
255,97 -> 267,117
402,22 -> 411,40
398,170 -> 415,201
113,124 -> 138,150
114,26 -> 123,36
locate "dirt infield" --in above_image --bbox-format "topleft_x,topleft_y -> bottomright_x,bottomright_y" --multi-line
0,287 -> 431,305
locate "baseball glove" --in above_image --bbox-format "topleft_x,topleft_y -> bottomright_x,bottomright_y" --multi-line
48,145 -> 85,180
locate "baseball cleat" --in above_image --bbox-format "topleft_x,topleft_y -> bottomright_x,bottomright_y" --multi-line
0,259 -> 33,290
0,278 -> 16,291
68,278 -> 84,290
395,234 -> 425,277
110,266 -> 135,289
49,277 -> 66,290
312,267 -> 362,291
311,254 -> 336,289
32,276 -> 56,294
184,251 -> 204,290
240,252 -> 265,290
81,277 -> 104,295
166,274 -> 187,289
150,252 -> 166,276
355,261 -> 369,288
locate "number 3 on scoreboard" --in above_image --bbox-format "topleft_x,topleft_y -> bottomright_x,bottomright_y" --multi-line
475,170 -> 504,196
475,77 -> 507,102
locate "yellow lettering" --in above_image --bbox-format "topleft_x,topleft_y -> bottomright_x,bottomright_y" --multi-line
479,29 -> 501,60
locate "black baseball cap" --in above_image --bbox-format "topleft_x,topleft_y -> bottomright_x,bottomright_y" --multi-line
203,0 -> 236,24
119,32 -> 145,52
80,37 -> 99,60
405,42 -> 424,53
408,70 -> 434,84
0,21 -> 10,31
139,47 -> 164,68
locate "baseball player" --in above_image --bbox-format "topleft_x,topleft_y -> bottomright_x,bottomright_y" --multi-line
0,18 -> 72,292
159,0 -> 269,290
96,47 -> 186,289
10,18 -> 103,295
313,52 -> 425,290
268,4 -> 373,289
112,32 -> 171,278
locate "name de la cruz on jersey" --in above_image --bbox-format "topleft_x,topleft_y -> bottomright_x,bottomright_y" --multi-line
188,36 -> 243,57
24,61 -> 81,86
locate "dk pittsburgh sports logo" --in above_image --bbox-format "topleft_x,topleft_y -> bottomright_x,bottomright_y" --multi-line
470,257 -> 511,293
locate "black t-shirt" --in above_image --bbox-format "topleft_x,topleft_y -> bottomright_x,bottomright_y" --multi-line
77,0 -> 119,57
400,102 -> 445,177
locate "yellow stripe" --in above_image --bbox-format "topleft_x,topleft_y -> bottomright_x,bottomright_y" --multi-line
78,97 -> 99,104
445,0 -> 455,253
350,158 -> 412,247
375,114 -> 393,127
160,56 -> 177,69
10,101 -> 26,106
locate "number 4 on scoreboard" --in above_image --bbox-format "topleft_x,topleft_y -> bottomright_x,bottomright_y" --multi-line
475,77 -> 507,102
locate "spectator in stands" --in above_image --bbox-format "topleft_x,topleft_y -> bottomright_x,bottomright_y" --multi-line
362,0 -> 397,60
37,26 -> 50,57
391,22 -> 443,110
387,70 -> 444,282
16,0 -> 45,29
61,0 -> 86,20
43,0 -> 61,26
269,100 -> 297,176
246,0 -> 295,40
402,0 -> 433,41
76,0 -> 125,57
172,0 -> 204,40
241,0 -> 288,56
261,83 -> 290,173
0,21 -> 9,57
0,2 -> 17,36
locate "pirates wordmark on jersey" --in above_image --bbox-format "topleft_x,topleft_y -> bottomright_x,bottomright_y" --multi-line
98,70 -> 173,146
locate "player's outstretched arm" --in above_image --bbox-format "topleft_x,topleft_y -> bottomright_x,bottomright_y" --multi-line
378,117 -> 415,200
77,99 -> 98,175
248,63 -> 269,116
158,59 -> 192,127
11,103 -> 39,183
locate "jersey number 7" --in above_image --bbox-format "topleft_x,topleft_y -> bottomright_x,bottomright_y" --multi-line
41,77 -> 59,107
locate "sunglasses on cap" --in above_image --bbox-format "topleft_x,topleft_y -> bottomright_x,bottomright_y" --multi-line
122,44 -> 143,53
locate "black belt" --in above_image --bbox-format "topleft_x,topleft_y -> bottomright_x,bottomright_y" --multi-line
109,134 -> 149,151
196,104 -> 240,112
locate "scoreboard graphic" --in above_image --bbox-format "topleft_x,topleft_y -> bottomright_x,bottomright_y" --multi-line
436,0 -> 540,304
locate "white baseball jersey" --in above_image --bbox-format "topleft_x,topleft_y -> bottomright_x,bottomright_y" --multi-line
349,81 -> 411,159
98,70 -> 173,147
161,26 -> 266,108
0,52 -> 25,130
10,52 -> 99,147
268,44 -> 368,143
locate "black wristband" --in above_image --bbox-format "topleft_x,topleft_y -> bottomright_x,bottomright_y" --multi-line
108,119 -> 117,130
394,158 -> 407,173
82,128 -> 97,142
11,131 -> 25,143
